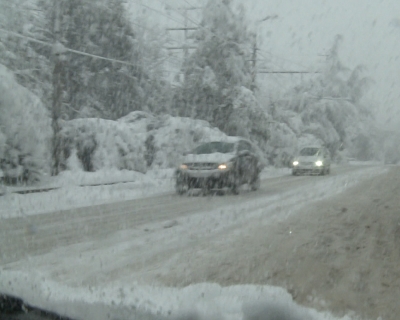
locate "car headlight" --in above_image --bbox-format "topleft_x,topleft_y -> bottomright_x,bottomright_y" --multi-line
293,161 -> 299,166
315,160 -> 323,167
179,164 -> 188,170
218,162 -> 232,170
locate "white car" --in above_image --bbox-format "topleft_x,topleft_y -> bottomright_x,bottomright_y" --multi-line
292,146 -> 331,175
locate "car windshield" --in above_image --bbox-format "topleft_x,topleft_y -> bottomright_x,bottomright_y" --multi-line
299,148 -> 320,156
191,142 -> 235,154
1,1 -> 400,320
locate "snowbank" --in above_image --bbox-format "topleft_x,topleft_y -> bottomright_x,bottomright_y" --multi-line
0,168 -> 175,218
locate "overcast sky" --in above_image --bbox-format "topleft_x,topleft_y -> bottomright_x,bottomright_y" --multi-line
245,0 -> 400,130
128,0 -> 400,130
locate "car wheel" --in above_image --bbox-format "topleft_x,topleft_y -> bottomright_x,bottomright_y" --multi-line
175,183 -> 187,195
230,173 -> 240,195
250,175 -> 260,191
175,176 -> 188,195
201,185 -> 210,196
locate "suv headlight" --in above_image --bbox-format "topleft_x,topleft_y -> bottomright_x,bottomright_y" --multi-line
293,161 -> 299,166
315,160 -> 323,167
218,162 -> 233,170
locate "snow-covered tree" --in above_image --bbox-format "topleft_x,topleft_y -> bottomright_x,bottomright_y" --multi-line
265,35 -> 376,162
0,1 -> 52,105
34,0 -> 169,120
0,64 -> 51,184
172,0 -> 270,146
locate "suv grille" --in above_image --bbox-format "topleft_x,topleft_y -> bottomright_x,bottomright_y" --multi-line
187,163 -> 218,170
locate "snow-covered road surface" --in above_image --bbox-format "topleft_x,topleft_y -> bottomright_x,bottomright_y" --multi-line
0,164 -> 390,320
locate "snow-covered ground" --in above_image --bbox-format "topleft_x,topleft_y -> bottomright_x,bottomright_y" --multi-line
0,164 -> 388,320
0,166 -> 292,219
0,168 -> 175,218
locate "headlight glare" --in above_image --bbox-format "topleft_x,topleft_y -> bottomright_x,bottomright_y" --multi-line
315,160 -> 323,167
218,163 -> 228,170
180,164 -> 188,170
293,161 -> 299,166
218,162 -> 232,170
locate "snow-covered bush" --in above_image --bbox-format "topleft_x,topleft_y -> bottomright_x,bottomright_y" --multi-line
0,64 -> 51,184
150,115 -> 228,168
59,117 -> 148,173
123,112 -> 231,168
58,111 -> 240,173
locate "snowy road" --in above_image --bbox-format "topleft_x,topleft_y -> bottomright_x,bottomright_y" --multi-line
0,165 -> 368,266
0,164 -> 391,320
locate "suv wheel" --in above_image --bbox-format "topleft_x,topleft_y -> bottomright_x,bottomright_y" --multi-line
175,183 -> 187,195
250,175 -> 260,191
230,173 -> 240,195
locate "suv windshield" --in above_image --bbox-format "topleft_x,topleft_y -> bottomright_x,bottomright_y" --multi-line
299,148 -> 320,156
192,142 -> 235,154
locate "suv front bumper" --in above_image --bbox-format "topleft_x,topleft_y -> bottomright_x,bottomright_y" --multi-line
175,168 -> 234,189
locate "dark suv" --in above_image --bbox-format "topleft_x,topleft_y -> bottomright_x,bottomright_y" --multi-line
175,137 -> 264,195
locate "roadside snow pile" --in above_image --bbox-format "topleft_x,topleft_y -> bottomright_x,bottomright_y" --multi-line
0,64 -> 51,184
0,168 -> 175,218
60,111 -> 228,174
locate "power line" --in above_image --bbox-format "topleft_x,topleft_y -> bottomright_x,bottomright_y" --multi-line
0,3 -> 43,12
165,4 -> 202,63
183,0 -> 197,8
257,71 -> 320,74
164,2 -> 307,76
153,0 -> 201,25
0,28 -> 137,67
130,0 -> 186,26
257,49 -> 311,70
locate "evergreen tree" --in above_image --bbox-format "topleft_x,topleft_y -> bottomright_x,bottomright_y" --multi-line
172,0 -> 269,145
36,0 -> 168,120
0,0 -> 52,104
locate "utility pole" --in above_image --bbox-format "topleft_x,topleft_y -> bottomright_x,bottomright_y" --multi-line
165,5 -> 201,113
183,8 -> 189,60
51,0 -> 66,176
251,15 -> 278,91
165,7 -> 200,53
250,33 -> 257,91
